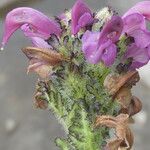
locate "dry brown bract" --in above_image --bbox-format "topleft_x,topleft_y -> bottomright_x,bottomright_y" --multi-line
120,96 -> 142,117
104,71 -> 140,109
104,71 -> 139,97
22,47 -> 65,79
95,114 -> 134,150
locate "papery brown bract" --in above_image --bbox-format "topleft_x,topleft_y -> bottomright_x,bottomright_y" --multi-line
95,114 -> 134,150
104,71 -> 139,97
22,47 -> 65,79
120,96 -> 142,116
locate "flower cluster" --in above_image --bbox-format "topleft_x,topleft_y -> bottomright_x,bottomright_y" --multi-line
1,0 -> 150,75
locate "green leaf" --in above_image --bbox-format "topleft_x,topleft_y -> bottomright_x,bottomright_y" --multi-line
55,138 -> 70,150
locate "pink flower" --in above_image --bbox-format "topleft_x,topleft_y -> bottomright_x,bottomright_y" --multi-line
71,0 -> 94,35
122,1 -> 150,69
123,1 -> 150,50
1,7 -> 61,49
82,16 -> 123,66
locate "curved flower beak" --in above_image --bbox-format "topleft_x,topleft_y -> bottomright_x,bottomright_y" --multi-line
71,0 -> 94,35
1,7 -> 62,49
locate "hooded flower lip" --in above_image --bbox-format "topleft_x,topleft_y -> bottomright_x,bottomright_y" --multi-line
123,13 -> 146,34
121,1 -> 150,69
122,44 -> 149,70
82,16 -> 123,66
71,0 -> 94,35
21,24 -> 52,49
129,29 -> 150,49
21,24 -> 60,50
122,2 -> 150,45
123,13 -> 150,49
1,7 -> 62,49
99,16 -> 123,44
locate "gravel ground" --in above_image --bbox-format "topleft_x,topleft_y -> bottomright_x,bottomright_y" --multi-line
0,0 -> 149,150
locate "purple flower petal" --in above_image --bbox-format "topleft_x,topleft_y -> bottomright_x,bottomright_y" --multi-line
130,29 -> 150,48
99,16 -> 123,44
1,7 -> 61,48
147,45 -> 150,57
82,31 -> 100,63
21,24 -> 52,49
30,37 -> 52,49
123,1 -> 150,20
123,7 -> 150,52
71,0 -> 93,34
123,13 -> 146,34
82,16 -> 123,65
123,44 -> 149,69
82,30 -> 115,65
90,40 -> 112,64
78,12 -> 94,27
101,43 -> 117,66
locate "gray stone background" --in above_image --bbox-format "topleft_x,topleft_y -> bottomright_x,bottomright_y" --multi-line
0,0 -> 149,150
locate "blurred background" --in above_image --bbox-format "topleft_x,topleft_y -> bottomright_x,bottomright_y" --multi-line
0,0 -> 149,149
